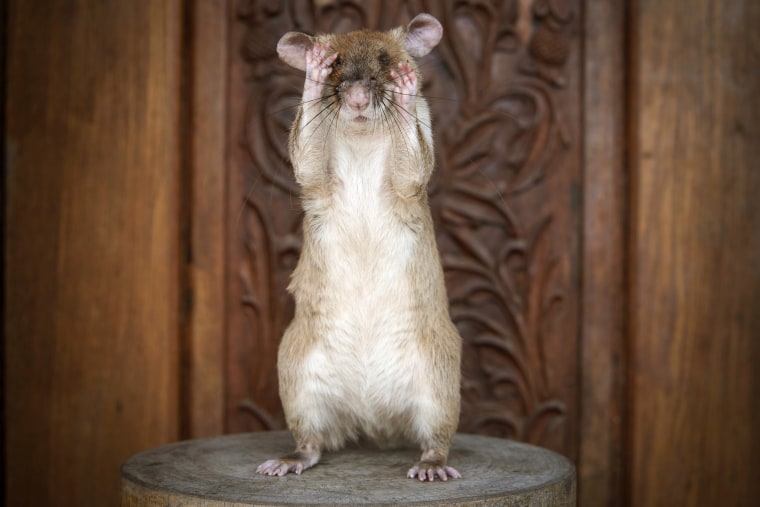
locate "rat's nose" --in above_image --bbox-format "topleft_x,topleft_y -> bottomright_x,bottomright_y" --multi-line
344,82 -> 370,112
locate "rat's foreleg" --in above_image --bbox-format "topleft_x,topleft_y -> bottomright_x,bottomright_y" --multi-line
388,62 -> 434,199
291,42 -> 338,191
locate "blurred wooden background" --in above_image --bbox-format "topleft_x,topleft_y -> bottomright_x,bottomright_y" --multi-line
3,1 -> 759,506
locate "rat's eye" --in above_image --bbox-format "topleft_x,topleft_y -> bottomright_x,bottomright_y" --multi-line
378,52 -> 390,67
333,56 -> 342,68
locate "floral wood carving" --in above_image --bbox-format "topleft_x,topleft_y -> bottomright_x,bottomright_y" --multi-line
232,0 -> 579,454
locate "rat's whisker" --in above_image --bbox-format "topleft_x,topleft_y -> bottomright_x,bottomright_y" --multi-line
302,100 -> 339,146
380,95 -> 414,161
266,92 -> 340,118
301,99 -> 338,131
382,92 -> 432,131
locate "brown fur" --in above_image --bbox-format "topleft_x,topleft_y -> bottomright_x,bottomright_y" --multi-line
258,13 -> 462,481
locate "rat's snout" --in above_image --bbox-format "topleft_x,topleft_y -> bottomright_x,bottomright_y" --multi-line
342,81 -> 371,113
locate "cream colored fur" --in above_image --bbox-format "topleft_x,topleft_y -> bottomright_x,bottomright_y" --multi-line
260,13 -> 462,481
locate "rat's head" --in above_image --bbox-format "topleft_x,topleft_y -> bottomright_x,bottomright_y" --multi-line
277,14 -> 442,127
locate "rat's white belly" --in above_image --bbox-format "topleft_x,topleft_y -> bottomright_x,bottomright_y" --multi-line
319,140 -> 416,326
304,143 -> 423,429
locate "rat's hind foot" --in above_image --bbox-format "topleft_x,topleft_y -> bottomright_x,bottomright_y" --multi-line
257,458 -> 304,476
407,448 -> 461,482
407,460 -> 462,482
257,448 -> 320,477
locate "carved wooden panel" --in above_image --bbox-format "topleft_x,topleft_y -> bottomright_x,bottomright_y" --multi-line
227,0 -> 580,458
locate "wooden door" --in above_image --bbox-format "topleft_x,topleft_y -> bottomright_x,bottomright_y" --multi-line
627,1 -> 760,505
4,2 -> 183,506
5,1 -> 759,506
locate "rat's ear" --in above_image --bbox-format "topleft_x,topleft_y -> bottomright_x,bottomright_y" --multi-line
404,13 -> 443,57
277,32 -> 314,71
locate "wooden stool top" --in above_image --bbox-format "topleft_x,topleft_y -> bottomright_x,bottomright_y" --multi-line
121,431 -> 575,506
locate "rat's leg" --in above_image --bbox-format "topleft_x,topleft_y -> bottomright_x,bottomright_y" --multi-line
405,330 -> 462,482
388,62 -> 434,199
406,398 -> 461,481
292,42 -> 338,192
258,323 -> 341,477
257,358 -> 326,478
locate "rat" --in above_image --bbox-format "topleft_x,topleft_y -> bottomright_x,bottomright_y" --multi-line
256,13 -> 462,482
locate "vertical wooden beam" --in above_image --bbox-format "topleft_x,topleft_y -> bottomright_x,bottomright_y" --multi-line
185,0 -> 228,438
0,0 -> 8,501
5,1 -> 182,505
629,1 -> 760,505
580,1 -> 627,506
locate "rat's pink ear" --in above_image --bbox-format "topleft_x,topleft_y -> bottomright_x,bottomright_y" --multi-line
404,13 -> 443,57
277,32 -> 314,71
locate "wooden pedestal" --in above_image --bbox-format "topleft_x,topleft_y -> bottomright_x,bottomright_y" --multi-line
121,431 -> 575,506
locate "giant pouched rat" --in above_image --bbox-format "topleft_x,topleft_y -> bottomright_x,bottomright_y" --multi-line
256,13 -> 462,482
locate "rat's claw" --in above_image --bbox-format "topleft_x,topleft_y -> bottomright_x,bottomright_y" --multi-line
258,462 -> 280,476
444,466 -> 462,479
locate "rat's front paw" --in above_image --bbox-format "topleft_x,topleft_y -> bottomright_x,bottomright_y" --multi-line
390,62 -> 418,116
304,42 -> 337,103
407,459 -> 462,482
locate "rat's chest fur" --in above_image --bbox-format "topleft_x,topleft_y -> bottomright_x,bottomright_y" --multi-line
318,134 -> 415,311
285,131 -> 432,446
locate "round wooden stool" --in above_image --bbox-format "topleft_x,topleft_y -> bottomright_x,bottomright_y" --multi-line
121,431 -> 575,506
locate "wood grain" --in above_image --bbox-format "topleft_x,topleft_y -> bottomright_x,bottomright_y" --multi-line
185,0 -> 228,438
580,1 -> 626,506
121,432 -> 576,506
629,1 -> 760,505
5,1 -> 182,505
